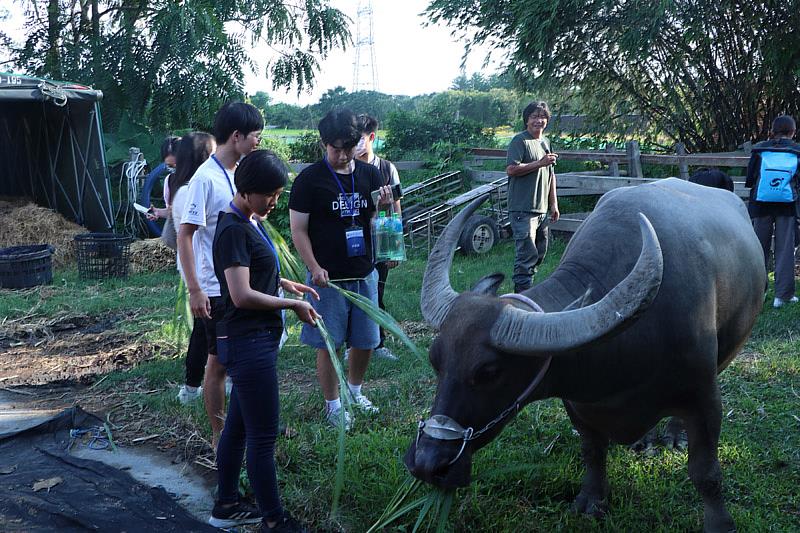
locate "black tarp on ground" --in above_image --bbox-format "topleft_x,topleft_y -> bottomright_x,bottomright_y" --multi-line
0,73 -> 114,231
0,406 -> 215,532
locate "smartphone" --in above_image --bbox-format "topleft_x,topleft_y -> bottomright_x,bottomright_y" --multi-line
133,203 -> 152,215
370,184 -> 403,206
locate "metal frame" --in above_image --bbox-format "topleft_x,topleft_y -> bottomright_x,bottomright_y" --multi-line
0,78 -> 114,231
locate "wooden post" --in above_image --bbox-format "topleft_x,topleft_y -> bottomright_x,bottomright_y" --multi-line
675,143 -> 689,180
626,140 -> 643,178
606,143 -> 620,177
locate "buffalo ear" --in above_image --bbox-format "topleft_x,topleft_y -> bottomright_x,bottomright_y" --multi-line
471,273 -> 505,295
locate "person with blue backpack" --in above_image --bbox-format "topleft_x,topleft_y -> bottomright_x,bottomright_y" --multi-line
745,114 -> 800,308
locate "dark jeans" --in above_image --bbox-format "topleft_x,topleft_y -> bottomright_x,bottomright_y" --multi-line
184,319 -> 208,387
216,329 -> 284,523
376,261 -> 390,347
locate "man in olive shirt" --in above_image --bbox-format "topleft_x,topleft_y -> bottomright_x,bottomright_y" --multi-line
506,101 -> 559,293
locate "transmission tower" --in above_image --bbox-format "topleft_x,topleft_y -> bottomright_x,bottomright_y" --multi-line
352,0 -> 379,92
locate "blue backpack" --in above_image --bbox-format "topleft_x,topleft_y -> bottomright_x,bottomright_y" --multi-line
755,150 -> 799,202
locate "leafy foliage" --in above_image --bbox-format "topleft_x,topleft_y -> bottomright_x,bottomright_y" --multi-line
383,109 -> 495,160
425,0 -> 800,151
5,0 -> 351,134
288,131 -> 323,162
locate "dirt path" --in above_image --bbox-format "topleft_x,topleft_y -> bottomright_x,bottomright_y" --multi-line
0,311 -> 154,386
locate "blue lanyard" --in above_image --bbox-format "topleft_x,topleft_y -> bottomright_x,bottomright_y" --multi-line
323,157 -> 357,223
228,201 -> 281,275
211,154 -> 236,196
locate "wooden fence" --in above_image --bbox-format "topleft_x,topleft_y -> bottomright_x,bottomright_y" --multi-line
467,141 -> 753,199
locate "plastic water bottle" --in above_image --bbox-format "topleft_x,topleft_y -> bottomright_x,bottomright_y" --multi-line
390,213 -> 406,261
375,211 -> 389,261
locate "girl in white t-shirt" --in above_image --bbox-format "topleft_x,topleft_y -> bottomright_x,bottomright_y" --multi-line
168,132 -> 216,403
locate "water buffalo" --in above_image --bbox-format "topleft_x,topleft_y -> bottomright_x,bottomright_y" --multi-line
405,178 -> 764,532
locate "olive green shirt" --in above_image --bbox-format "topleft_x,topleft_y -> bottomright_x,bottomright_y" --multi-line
506,131 -> 554,213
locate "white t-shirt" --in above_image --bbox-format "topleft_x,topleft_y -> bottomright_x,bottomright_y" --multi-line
179,155 -> 236,297
171,185 -> 197,279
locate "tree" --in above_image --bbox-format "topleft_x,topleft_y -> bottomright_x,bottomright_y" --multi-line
4,0 -> 350,133
426,0 -> 800,151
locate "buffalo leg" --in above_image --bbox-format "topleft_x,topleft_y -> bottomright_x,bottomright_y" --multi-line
571,424 -> 610,517
685,394 -> 735,532
660,416 -> 688,450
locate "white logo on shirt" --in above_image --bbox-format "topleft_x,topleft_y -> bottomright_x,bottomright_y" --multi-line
332,193 -> 367,217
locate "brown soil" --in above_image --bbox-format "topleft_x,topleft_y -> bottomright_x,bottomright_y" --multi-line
0,312 -> 154,387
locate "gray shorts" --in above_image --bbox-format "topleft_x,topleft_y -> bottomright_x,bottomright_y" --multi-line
299,269 -> 380,351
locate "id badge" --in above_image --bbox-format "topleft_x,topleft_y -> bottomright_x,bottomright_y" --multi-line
345,227 -> 366,257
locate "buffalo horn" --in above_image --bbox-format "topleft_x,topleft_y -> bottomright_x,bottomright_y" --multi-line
420,195 -> 489,328
490,213 -> 663,356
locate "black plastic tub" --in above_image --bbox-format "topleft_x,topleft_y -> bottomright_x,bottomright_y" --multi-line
0,244 -> 54,289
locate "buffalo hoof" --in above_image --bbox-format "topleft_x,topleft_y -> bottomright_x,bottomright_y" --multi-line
570,490 -> 609,519
660,428 -> 688,450
630,427 -> 659,456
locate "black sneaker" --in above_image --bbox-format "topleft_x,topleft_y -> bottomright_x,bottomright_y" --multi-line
263,513 -> 309,532
208,500 -> 262,528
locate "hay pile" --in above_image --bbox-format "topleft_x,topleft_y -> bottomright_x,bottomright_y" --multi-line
129,238 -> 176,273
0,197 -> 85,268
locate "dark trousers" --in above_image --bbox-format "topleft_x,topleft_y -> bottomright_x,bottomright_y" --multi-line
510,212 -> 549,290
216,330 -> 283,523
184,319 -> 208,388
753,215 -> 797,300
376,261 -> 390,347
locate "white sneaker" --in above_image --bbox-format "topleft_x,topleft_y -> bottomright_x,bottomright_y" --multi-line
225,376 -> 233,396
177,385 -> 202,404
352,393 -> 379,413
773,296 -> 799,308
326,406 -> 352,431
374,347 -> 399,361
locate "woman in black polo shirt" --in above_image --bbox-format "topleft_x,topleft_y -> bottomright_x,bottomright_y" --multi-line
210,150 -> 319,532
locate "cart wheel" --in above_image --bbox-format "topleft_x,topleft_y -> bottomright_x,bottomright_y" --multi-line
459,215 -> 500,254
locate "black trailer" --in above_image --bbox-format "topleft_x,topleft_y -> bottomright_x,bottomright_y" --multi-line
0,73 -> 114,231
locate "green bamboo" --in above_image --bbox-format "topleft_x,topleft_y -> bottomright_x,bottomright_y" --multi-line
316,318 -> 352,518
260,219 -> 305,283
327,281 -> 425,361
170,277 -> 192,345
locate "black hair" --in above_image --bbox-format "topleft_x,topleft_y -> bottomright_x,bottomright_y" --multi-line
358,113 -> 379,135
234,150 -> 288,195
160,135 -> 180,161
523,101 -> 551,124
771,115 -> 796,137
213,102 -> 264,144
318,108 -> 361,148
168,132 -> 215,201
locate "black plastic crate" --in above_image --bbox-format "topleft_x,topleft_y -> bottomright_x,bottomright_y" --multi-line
74,233 -> 132,280
0,244 -> 54,289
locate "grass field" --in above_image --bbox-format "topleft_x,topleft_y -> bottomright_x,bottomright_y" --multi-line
2,239 -> 799,532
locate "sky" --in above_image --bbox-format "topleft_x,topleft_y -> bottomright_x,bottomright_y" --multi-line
248,0 -> 504,105
1,1 -> 505,105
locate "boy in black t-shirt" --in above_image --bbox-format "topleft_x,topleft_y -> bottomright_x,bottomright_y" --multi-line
289,108 -> 393,429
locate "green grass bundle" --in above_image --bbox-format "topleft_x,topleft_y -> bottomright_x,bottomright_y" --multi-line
367,476 -> 455,533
